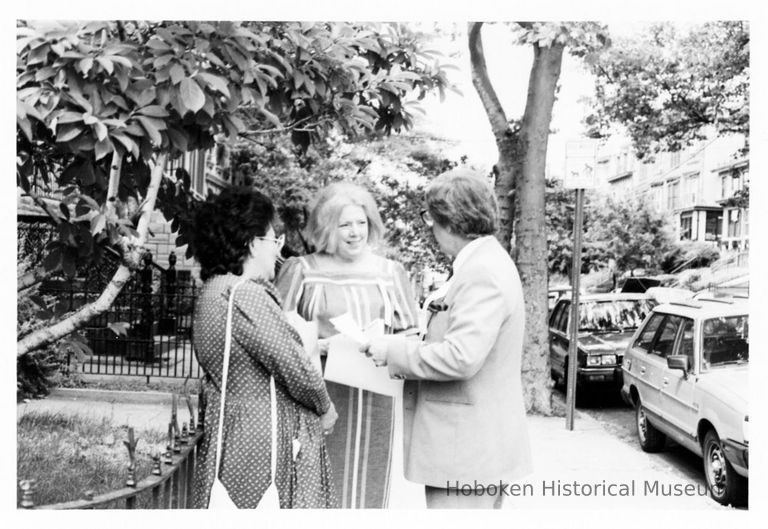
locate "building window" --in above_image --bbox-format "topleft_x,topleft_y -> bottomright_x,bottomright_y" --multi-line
670,150 -> 681,168
651,184 -> 663,211
683,173 -> 699,205
667,180 -> 680,210
680,213 -> 693,240
727,209 -> 741,238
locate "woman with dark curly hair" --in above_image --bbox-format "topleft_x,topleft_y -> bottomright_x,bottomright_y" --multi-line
189,187 -> 338,509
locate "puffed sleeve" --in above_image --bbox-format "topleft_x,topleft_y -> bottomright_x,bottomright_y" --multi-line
229,281 -> 331,415
275,256 -> 305,311
390,260 -> 419,333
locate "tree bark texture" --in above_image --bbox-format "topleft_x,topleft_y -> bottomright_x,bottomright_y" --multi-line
516,42 -> 564,415
17,153 -> 168,357
469,24 -> 564,414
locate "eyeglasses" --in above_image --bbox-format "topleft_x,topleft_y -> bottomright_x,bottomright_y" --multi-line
420,209 -> 435,227
254,233 -> 285,250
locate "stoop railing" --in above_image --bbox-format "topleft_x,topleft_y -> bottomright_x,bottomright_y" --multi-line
19,392 -> 206,510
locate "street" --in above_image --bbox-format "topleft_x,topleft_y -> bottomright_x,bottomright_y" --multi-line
550,385 -> 747,509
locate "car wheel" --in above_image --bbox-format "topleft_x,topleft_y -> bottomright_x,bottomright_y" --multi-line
703,429 -> 747,506
636,403 -> 665,452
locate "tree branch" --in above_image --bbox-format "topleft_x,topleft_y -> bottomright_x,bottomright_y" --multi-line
468,22 -> 512,140
105,150 -> 124,219
17,266 -> 133,357
17,152 -> 169,357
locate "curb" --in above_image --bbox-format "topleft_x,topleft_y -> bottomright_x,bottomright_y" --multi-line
48,387 -> 199,406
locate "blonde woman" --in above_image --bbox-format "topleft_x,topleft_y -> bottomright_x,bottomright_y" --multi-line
276,182 -> 419,508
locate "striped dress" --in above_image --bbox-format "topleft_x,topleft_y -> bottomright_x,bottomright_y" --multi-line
276,253 -> 419,508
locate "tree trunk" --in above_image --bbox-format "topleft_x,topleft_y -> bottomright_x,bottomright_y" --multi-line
516,42 -> 564,415
17,153 -> 168,357
469,24 -> 563,414
468,22 -> 518,252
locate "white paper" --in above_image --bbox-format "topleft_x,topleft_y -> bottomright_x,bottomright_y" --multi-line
325,313 -> 401,396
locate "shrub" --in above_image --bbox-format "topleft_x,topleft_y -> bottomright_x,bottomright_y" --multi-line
661,241 -> 721,273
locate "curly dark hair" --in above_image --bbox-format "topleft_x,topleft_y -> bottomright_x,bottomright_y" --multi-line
190,187 -> 275,281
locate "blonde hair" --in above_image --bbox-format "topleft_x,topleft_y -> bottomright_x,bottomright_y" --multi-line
305,182 -> 385,254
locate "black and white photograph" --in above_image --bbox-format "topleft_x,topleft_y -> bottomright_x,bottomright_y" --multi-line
8,0 -> 765,525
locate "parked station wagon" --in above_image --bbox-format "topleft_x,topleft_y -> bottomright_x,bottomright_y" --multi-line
621,296 -> 748,506
549,293 -> 656,390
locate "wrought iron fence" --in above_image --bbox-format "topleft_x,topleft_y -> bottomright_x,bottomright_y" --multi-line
41,251 -> 200,380
20,393 -> 205,509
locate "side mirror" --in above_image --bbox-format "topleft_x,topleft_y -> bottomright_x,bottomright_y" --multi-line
667,355 -> 689,377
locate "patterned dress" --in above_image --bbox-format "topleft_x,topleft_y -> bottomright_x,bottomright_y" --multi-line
276,254 -> 419,508
192,274 -> 337,508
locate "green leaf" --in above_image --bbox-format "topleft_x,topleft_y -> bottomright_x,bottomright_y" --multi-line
90,213 -> 106,235
195,72 -> 231,98
136,105 -> 170,118
56,123 -> 84,143
166,127 -> 189,152
57,111 -> 84,124
111,132 -> 139,158
78,57 -> 94,75
107,322 -> 130,337
147,38 -> 172,51
94,137 -> 112,161
179,77 -> 206,113
169,63 -> 185,85
42,247 -> 63,273
135,116 -> 163,146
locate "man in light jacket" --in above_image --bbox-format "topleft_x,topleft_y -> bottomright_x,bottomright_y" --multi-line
363,168 -> 532,508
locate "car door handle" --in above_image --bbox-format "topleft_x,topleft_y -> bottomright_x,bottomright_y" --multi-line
640,366 -> 646,375
662,378 -> 669,385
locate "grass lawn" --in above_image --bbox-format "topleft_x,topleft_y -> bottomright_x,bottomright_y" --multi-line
17,411 -> 167,508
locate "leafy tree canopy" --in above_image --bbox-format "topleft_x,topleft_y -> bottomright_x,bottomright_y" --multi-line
16,20 -> 453,357
17,19 -> 453,279
585,21 -> 749,159
584,194 -> 675,273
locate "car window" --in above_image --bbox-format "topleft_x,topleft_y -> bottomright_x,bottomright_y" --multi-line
633,313 -> 664,352
555,301 -> 570,333
578,299 -> 656,333
702,315 -> 749,370
675,318 -> 695,370
651,315 -> 683,358
549,301 -> 564,328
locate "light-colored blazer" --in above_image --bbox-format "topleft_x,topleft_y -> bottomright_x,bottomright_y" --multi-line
384,237 -> 532,488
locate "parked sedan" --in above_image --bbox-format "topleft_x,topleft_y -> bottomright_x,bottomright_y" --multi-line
621,296 -> 748,506
549,293 -> 657,390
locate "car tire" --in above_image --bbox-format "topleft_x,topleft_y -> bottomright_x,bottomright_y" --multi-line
636,403 -> 665,452
703,429 -> 747,506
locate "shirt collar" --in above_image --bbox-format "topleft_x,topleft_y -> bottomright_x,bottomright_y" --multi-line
452,235 -> 493,276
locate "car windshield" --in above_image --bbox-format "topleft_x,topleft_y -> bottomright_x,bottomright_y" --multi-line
579,299 -> 655,333
702,315 -> 749,369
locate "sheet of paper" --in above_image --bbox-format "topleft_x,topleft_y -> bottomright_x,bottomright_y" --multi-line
324,334 -> 403,397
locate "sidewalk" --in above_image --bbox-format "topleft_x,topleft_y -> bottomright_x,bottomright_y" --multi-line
17,388 -> 724,510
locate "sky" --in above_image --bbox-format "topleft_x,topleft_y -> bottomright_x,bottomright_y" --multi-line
410,22 -> 667,178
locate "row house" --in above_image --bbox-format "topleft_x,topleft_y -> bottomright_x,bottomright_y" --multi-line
594,132 -> 749,253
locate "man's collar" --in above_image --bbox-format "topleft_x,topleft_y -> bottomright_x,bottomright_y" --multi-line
452,235 -> 493,276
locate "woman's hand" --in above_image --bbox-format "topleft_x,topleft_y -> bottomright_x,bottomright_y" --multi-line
319,402 -> 338,436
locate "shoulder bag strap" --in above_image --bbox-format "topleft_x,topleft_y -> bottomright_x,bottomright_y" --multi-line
213,279 -> 246,481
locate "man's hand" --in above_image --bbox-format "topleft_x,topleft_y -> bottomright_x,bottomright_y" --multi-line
360,338 -> 389,367
319,402 -> 338,436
